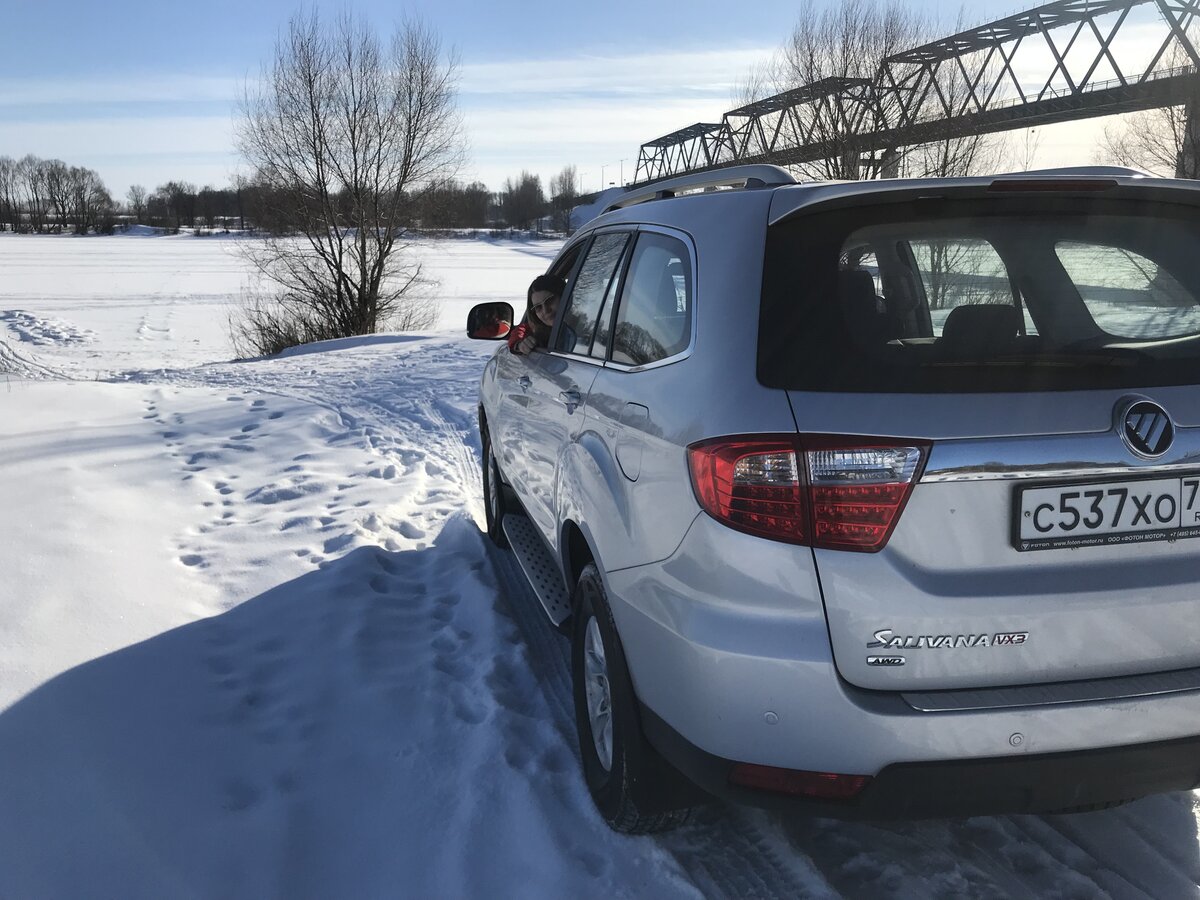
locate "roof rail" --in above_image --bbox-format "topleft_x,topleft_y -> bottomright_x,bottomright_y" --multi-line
603,165 -> 797,213
998,165 -> 1153,178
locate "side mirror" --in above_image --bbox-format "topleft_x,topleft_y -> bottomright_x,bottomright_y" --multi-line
467,301 -> 515,340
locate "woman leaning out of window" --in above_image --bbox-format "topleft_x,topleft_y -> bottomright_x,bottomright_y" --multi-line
508,274 -> 566,355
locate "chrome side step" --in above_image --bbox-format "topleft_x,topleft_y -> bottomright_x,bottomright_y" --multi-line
502,513 -> 571,625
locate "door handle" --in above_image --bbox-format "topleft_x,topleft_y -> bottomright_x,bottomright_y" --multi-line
517,375 -> 532,390
558,390 -> 583,412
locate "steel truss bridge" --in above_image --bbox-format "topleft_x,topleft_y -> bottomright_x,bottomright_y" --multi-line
631,0 -> 1200,185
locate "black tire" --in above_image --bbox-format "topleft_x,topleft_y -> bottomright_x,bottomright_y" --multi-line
570,563 -> 692,834
481,429 -> 508,549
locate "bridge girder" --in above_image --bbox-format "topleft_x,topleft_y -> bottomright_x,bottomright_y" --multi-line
632,0 -> 1200,185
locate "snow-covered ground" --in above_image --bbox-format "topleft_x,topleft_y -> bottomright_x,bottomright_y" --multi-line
1,233 -> 1198,898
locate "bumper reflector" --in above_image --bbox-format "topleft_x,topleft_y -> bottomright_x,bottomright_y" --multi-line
729,763 -> 872,801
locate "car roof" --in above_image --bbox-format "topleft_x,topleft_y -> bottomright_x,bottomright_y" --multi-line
578,165 -> 1200,233
767,170 -> 1200,225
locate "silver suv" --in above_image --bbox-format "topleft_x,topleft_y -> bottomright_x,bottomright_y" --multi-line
468,165 -> 1200,833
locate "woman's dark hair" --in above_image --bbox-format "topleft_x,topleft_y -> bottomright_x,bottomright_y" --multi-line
524,273 -> 567,343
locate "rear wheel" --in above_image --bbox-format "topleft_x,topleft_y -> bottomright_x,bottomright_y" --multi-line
481,430 -> 508,548
571,563 -> 692,833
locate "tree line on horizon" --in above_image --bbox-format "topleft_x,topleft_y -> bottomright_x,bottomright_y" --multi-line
0,152 -> 583,236
0,155 -> 116,235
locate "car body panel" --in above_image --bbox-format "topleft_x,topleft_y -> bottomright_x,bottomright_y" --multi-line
518,352 -> 602,547
790,385 -> 1200,691
606,514 -> 1200,775
476,171 -> 1200,808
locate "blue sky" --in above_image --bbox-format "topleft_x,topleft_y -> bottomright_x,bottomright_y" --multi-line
0,1 -> 1145,198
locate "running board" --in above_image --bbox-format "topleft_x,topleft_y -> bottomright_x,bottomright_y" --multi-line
502,513 -> 571,625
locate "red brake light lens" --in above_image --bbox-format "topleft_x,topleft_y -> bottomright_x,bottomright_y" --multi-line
688,435 -> 929,551
729,763 -> 872,801
988,178 -> 1117,193
688,438 -> 807,544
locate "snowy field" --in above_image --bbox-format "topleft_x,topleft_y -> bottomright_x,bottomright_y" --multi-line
2,233 -> 1199,898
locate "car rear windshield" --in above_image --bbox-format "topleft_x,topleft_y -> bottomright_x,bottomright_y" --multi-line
759,194 -> 1200,392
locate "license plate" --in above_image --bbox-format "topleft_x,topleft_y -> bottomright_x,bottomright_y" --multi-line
1014,473 -> 1200,551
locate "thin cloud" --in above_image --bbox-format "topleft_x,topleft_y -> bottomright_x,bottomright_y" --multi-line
459,46 -> 770,100
3,115 -> 237,157
0,75 -> 242,108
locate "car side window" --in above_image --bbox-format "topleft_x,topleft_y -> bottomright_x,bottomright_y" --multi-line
588,254 -> 627,361
555,232 -> 630,355
550,241 -> 585,281
1056,241 -> 1200,339
611,232 -> 692,366
905,237 -> 1033,336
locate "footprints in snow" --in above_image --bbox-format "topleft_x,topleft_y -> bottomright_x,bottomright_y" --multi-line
199,539 -> 508,818
144,345 -> 588,836
143,393 -> 293,574
202,617 -> 319,810
151,384 -> 450,580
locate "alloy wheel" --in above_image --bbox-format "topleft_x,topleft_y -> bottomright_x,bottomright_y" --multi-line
583,615 -> 614,771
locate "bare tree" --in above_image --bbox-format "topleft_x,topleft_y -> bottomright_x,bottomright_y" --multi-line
901,17 -> 1006,180
18,155 -> 50,233
762,0 -> 927,180
500,171 -> 545,230
126,184 -> 148,223
68,166 -> 114,234
0,157 -> 17,232
1011,127 -> 1043,172
411,178 -> 491,229
0,154 -> 112,233
550,165 -> 579,233
44,159 -> 71,231
739,2 -> 1008,183
197,186 -> 219,229
156,180 -> 196,231
1093,45 -> 1199,178
235,11 -> 462,352
1100,97 -> 1200,178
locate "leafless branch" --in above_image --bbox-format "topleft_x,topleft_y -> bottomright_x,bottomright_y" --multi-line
235,11 -> 463,350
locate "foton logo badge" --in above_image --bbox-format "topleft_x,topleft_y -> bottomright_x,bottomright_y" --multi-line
1122,400 -> 1174,458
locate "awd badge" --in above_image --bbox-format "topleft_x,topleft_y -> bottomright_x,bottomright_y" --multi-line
867,656 -> 906,667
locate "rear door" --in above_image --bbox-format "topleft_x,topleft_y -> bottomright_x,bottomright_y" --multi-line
761,190 -> 1200,691
583,227 -> 700,570
521,229 -> 633,545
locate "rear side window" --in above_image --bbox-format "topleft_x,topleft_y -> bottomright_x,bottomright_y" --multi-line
760,197 -> 1200,393
905,238 -> 1037,336
611,232 -> 692,366
1056,241 -> 1200,339
556,232 -> 630,355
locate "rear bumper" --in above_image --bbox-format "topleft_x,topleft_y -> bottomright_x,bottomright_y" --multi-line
604,514 -> 1200,810
641,703 -> 1200,818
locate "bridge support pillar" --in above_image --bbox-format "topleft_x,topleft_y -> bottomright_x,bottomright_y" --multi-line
880,148 -> 902,179
839,149 -> 861,181
1177,89 -> 1200,179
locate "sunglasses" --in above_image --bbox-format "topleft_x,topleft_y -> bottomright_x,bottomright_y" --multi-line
532,295 -> 559,312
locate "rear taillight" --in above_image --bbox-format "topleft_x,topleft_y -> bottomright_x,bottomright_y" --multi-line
687,434 -> 928,552
688,438 -> 807,543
